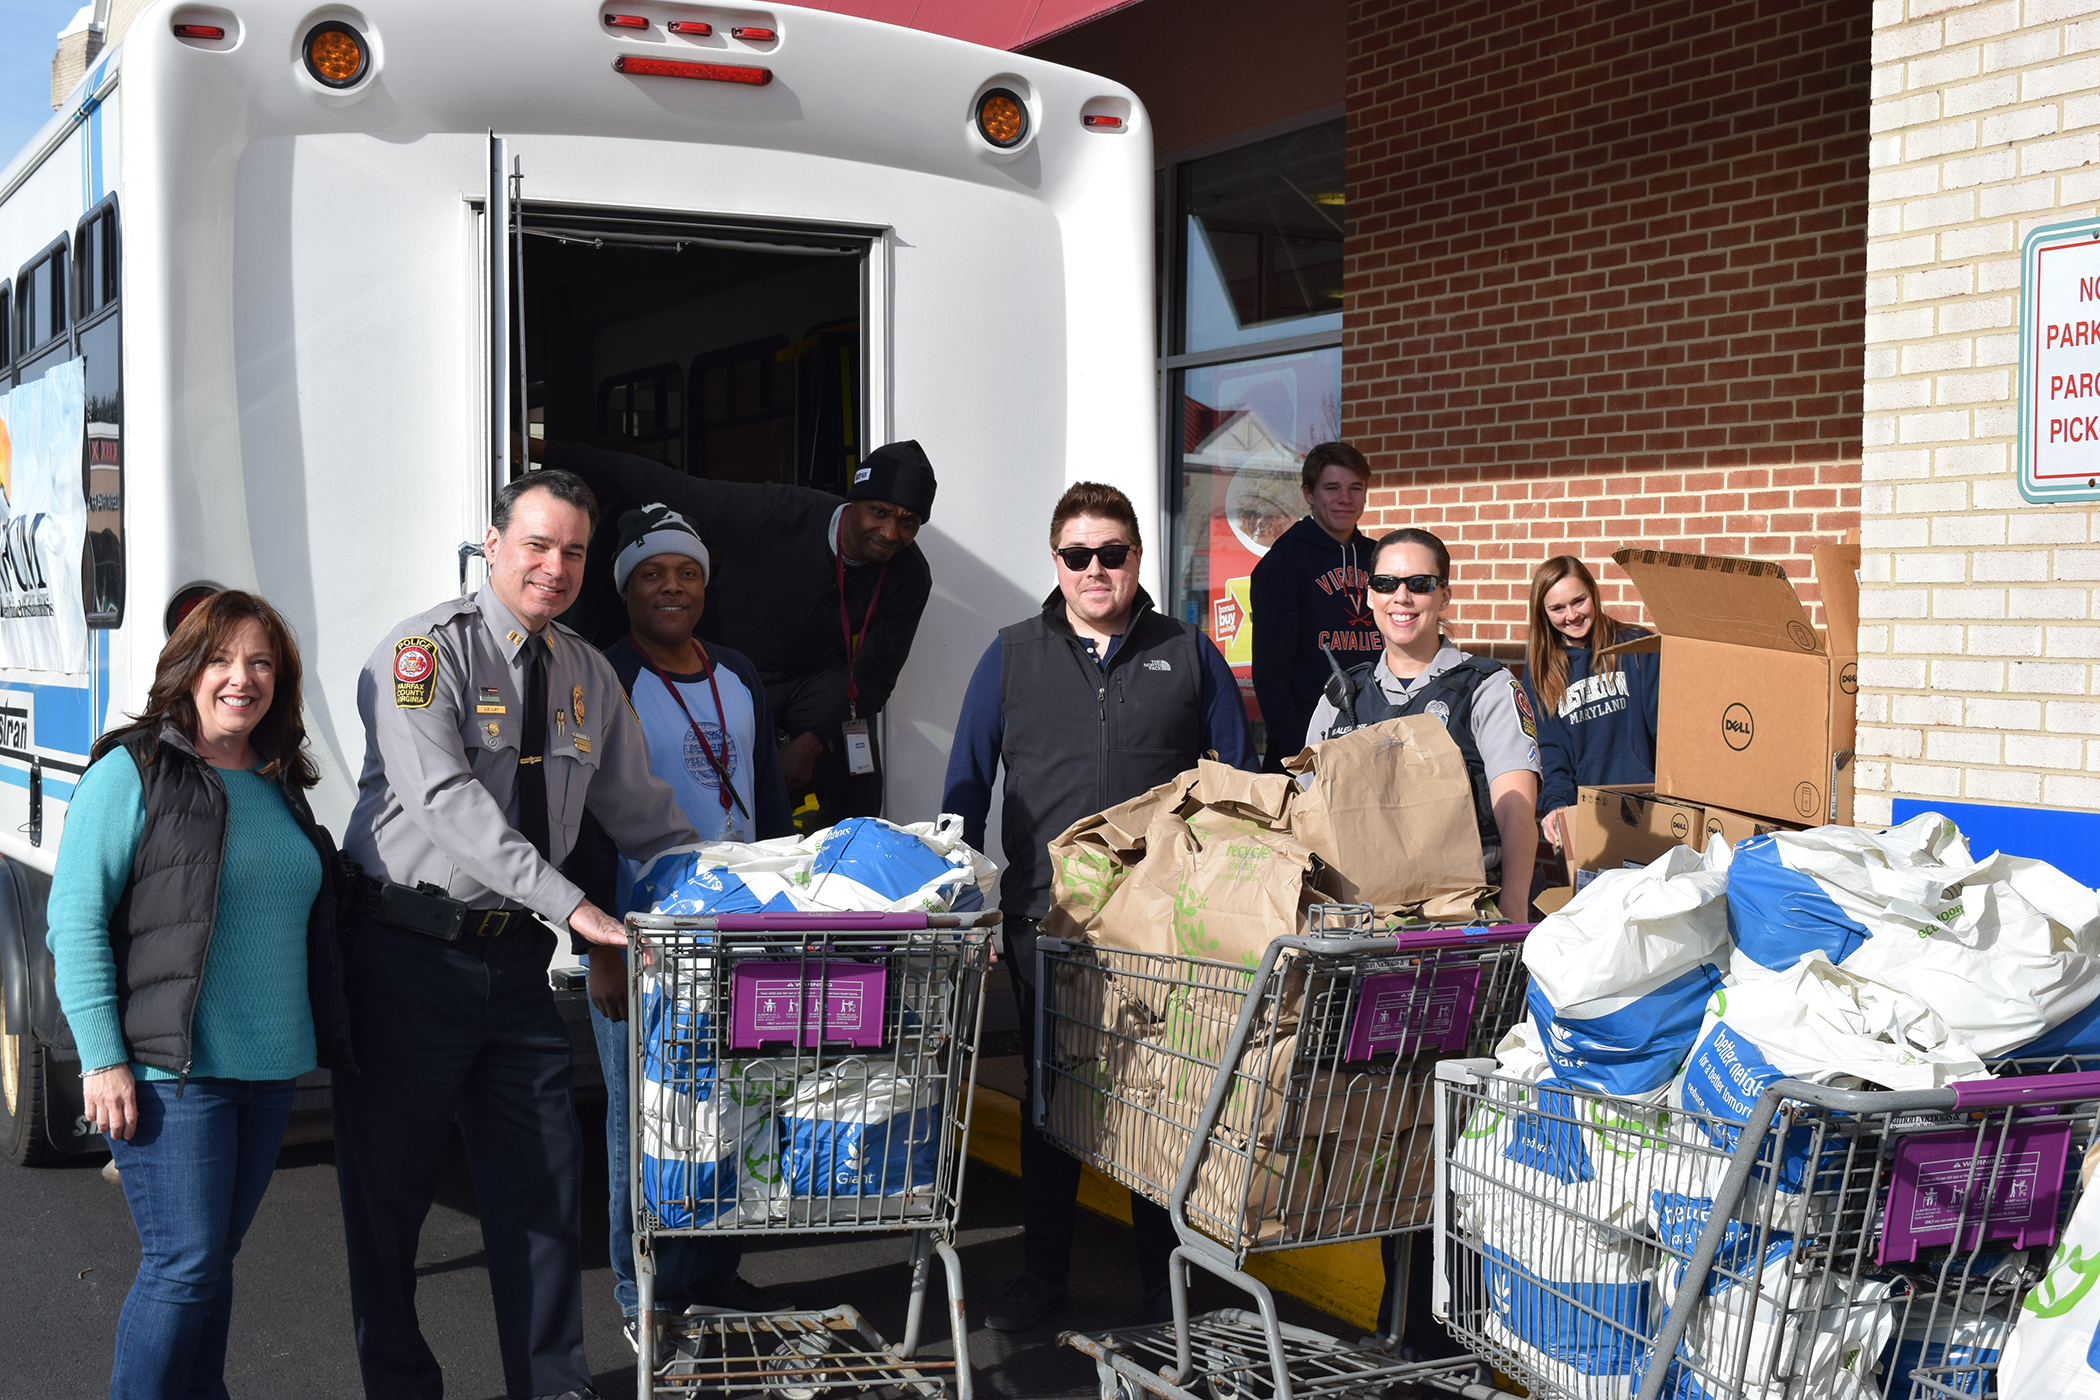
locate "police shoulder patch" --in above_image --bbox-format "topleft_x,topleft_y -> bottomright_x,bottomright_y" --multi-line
1510,678 -> 1537,738
393,636 -> 439,709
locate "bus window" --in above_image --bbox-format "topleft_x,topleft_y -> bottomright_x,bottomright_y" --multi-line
16,238 -> 68,355
597,362 -> 684,470
76,199 -> 121,627
689,336 -> 794,484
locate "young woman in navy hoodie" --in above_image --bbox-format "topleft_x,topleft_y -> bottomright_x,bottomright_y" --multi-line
1522,556 -> 1663,852
1249,442 -> 1383,769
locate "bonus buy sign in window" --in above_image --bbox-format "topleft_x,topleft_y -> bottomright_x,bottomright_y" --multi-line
2020,218 -> 2100,503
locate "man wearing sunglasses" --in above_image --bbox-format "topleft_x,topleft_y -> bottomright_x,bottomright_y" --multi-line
942,482 -> 1256,1334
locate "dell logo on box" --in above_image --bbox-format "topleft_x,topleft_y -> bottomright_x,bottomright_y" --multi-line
1670,813 -> 1690,839
1722,703 -> 1754,751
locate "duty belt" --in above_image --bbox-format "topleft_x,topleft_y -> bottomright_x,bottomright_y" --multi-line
353,876 -> 527,942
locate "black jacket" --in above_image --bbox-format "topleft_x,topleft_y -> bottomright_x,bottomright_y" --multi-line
109,726 -> 354,1077
990,590 -> 1206,918
547,442 -> 933,748
1249,517 -> 1382,761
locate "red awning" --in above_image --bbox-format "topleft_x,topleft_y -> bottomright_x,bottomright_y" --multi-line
788,0 -> 1142,50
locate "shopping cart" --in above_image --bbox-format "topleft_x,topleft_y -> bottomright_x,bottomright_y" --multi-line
626,908 -> 997,1400
1040,903 -> 1535,1400
1433,1055 -> 2100,1400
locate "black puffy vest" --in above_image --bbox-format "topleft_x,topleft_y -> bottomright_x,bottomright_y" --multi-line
1333,655 -> 1508,869
106,726 -> 353,1076
996,591 -> 1205,918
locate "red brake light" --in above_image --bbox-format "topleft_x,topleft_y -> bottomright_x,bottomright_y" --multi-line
613,55 -> 772,84
1082,114 -> 1123,129
165,585 -> 220,636
172,23 -> 225,38
669,20 -> 713,34
603,13 -> 648,28
731,26 -> 775,40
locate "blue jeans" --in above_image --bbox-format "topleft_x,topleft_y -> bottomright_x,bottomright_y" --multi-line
107,1076 -> 295,1400
590,965 -> 740,1318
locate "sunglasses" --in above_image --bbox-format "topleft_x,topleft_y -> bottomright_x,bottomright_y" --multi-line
1054,543 -> 1135,571
1367,573 -> 1446,596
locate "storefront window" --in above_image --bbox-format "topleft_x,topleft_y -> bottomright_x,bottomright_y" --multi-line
1172,346 -> 1341,741
1163,118 -> 1344,754
1178,123 -> 1344,355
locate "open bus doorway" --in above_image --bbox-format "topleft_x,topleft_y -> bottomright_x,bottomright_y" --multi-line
519,210 -> 868,647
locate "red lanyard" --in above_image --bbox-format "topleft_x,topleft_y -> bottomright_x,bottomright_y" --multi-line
834,545 -> 889,719
633,638 -> 749,821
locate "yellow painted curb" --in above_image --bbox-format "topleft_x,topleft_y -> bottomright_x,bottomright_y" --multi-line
966,1085 -> 1386,1332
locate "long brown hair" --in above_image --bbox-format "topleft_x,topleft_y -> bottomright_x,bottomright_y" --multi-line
1525,557 -> 1635,714
91,590 -> 319,788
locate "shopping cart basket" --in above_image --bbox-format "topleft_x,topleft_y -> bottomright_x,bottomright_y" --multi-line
627,908 -> 996,1400
1434,1056 -> 2100,1400
1042,903 -> 1535,1399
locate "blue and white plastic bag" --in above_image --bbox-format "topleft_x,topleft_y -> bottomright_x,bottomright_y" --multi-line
629,813 -> 996,919
779,1060 -> 943,1198
1522,844 -> 1730,1096
636,984 -> 774,1228
1999,1142 -> 2100,1398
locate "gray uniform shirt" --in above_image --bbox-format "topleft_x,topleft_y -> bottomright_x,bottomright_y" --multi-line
344,590 -> 699,924
1307,640 -> 1543,783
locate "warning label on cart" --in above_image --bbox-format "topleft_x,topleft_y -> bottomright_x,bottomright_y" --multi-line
753,979 -> 870,1034
1346,965 -> 1481,1058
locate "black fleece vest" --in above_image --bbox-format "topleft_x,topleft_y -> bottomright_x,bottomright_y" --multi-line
106,728 -> 351,1075
1338,656 -> 1507,868
995,596 -> 1205,918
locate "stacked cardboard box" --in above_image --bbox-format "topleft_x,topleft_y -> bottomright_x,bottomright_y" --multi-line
1542,541 -> 1862,909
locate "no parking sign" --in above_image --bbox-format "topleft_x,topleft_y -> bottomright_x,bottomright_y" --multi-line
2020,216 -> 2100,503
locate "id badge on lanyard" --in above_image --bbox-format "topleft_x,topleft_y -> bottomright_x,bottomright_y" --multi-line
836,544 -> 888,778
842,718 -> 875,775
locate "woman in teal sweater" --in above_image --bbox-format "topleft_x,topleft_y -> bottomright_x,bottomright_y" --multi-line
48,591 -> 350,1400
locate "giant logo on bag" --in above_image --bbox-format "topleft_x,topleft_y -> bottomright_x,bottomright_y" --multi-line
1722,703 -> 1754,751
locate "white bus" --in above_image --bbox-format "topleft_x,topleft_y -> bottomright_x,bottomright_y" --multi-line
0,0 -> 1153,1163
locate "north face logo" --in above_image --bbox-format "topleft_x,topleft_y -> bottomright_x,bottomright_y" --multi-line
1144,659 -> 1172,671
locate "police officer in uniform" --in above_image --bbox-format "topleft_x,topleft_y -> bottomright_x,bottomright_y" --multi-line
334,468 -> 699,1400
1306,524 -> 1538,1361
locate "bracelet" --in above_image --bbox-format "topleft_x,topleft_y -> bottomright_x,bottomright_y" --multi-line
80,1064 -> 124,1080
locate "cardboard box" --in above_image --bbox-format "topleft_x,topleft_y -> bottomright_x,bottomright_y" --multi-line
1611,543 -> 1860,826
1547,784 -> 1800,910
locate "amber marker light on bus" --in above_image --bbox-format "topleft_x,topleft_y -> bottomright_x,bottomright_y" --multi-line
977,89 -> 1027,148
172,23 -> 225,38
604,13 -> 648,27
613,54 -> 773,84
668,21 -> 713,34
731,26 -> 775,40
303,21 -> 368,87
1082,114 -> 1123,129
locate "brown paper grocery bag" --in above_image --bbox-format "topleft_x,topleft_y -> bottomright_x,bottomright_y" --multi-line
1039,771 -> 1201,941
1091,809 -> 1319,970
1284,716 -> 1492,915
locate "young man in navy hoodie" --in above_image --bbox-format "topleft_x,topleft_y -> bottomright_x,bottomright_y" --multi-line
1249,442 -> 1383,770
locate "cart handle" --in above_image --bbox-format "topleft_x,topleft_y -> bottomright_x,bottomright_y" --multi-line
1384,921 -> 1533,951
714,911 -> 930,930
1953,1070 -> 2100,1110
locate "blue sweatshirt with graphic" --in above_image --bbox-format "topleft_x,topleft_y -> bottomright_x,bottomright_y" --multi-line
1522,630 -> 1662,814
1249,516 -> 1383,761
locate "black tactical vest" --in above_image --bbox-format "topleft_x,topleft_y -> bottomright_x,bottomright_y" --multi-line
1330,655 -> 1508,869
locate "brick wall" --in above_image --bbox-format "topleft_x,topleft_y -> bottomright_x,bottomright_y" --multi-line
1860,0 -> 2100,824
1341,0 -> 1871,660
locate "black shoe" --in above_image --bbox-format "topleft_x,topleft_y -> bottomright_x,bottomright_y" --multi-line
984,1274 -> 1068,1332
1142,1282 -> 1175,1325
687,1272 -> 793,1315
530,1391 -> 599,1400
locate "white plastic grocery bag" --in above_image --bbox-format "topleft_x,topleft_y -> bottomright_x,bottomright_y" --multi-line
1723,814 -> 1975,977
1999,1143 -> 2100,1398
1522,844 -> 1729,1095
630,814 -> 997,917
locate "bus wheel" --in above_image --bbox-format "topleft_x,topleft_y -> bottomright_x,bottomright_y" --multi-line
1,997 -> 59,1166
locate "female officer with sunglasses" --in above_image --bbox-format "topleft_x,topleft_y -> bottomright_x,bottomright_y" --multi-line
1305,526 -> 1540,914
1304,526 -> 1540,1360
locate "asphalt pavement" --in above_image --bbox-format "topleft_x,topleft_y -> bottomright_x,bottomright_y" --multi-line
0,1095 -> 1359,1400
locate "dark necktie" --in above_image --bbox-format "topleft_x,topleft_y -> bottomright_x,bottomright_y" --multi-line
518,636 -> 550,860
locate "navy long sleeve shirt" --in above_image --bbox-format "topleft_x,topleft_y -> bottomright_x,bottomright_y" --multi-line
1523,631 -> 1662,814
